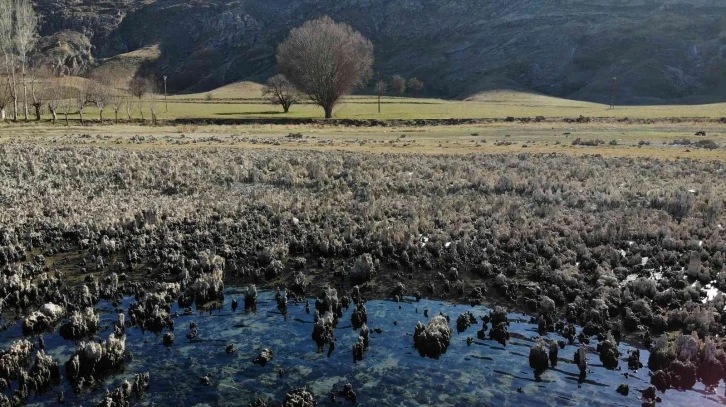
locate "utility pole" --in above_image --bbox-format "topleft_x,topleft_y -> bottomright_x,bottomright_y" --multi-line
610,76 -> 616,110
163,75 -> 168,112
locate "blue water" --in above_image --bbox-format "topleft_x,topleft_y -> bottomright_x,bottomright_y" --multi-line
2,289 -> 725,406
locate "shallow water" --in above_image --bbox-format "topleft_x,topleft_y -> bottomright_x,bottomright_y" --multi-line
2,289 -> 726,406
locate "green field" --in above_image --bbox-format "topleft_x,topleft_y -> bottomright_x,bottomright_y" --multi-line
2,80 -> 725,122
161,85 -> 726,120
1,81 -> 725,161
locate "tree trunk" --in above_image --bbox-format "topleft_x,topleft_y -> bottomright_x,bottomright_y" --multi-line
0,107 -> 5,120
115,110 -> 119,124
324,105 -> 333,119
51,110 -> 57,124
34,104 -> 40,121
12,97 -> 17,121
22,76 -> 28,121
283,105 -> 290,113
99,110 -> 103,125
79,111 -> 84,125
64,112 -> 69,126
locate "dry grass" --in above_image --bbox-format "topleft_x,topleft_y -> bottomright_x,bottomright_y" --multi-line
90,44 -> 161,83
0,120 -> 723,161
3,81 -> 726,160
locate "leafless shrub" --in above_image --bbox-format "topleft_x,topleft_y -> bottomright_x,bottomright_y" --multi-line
667,190 -> 695,222
263,74 -> 300,113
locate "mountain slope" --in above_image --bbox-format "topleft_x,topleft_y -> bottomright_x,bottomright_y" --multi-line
33,0 -> 726,103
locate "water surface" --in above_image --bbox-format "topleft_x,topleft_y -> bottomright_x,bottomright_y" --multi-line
2,289 -> 724,406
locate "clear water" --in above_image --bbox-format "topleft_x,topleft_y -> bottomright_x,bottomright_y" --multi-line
2,289 -> 725,406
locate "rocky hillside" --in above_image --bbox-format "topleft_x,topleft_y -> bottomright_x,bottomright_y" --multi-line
32,0 -> 726,103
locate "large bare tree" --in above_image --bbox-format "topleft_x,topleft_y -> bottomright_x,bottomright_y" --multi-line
276,16 -> 373,119
0,0 -> 17,120
263,74 -> 299,113
14,0 -> 37,121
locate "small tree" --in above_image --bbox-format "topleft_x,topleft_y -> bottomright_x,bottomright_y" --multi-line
104,71 -> 127,123
263,74 -> 299,113
407,77 -> 423,97
60,85 -> 72,126
27,69 -> 44,120
391,75 -> 406,96
148,79 -> 159,125
277,16 -> 374,118
124,97 -> 137,121
46,79 -> 62,125
75,82 -> 88,125
128,76 -> 149,100
374,76 -> 387,114
88,78 -> 110,124
111,90 -> 124,123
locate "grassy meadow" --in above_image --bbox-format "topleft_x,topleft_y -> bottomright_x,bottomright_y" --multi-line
161,84 -> 726,120
1,80 -> 725,160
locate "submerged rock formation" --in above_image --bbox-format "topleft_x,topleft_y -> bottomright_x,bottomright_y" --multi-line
529,338 -> 549,380
283,387 -> 316,407
413,315 -> 453,359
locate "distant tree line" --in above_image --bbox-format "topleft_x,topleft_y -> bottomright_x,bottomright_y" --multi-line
1,8 -> 426,123
0,0 -> 167,125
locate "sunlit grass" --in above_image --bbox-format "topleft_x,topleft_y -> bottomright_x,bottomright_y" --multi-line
16,80 -> 726,122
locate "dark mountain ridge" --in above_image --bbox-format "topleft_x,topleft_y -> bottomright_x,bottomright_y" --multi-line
33,0 -> 726,103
